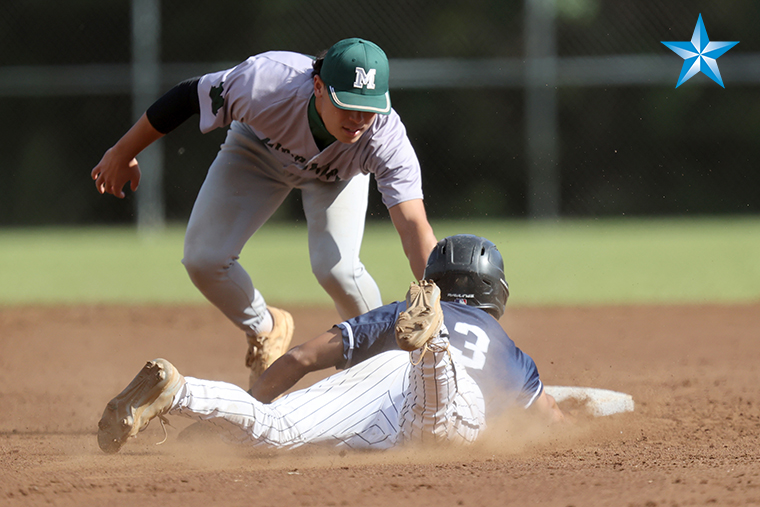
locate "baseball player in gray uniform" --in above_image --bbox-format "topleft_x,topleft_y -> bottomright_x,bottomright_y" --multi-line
97,235 -> 564,453
91,38 -> 438,387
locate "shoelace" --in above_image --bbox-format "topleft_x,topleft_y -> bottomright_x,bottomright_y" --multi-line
409,340 -> 450,366
155,414 -> 172,446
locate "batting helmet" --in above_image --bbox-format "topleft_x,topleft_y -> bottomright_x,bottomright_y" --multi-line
423,234 -> 510,320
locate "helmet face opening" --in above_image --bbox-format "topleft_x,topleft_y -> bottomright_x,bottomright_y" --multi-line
423,234 -> 509,320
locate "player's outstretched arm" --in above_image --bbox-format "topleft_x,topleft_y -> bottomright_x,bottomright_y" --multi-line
248,327 -> 345,403
91,78 -> 199,198
91,113 -> 164,198
388,199 -> 438,279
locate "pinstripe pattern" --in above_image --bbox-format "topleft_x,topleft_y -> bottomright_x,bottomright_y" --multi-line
399,332 -> 485,445
170,333 -> 485,449
173,351 -> 409,449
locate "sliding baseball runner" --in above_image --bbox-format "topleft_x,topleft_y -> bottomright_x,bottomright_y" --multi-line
97,235 -> 563,452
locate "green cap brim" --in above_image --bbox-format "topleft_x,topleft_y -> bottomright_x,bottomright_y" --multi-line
328,86 -> 391,115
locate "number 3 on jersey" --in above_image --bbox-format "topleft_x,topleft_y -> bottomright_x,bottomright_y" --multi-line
450,322 -> 490,370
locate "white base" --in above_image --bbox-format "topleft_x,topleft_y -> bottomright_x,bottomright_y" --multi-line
544,386 -> 634,417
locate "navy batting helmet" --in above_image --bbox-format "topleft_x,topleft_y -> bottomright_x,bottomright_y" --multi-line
423,234 -> 510,320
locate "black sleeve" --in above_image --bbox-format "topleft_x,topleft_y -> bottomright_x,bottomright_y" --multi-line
146,77 -> 201,134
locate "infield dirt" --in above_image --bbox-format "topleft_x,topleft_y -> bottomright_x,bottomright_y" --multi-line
2,302 -> 759,506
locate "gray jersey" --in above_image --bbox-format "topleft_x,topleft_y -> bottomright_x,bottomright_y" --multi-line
197,51 -> 423,208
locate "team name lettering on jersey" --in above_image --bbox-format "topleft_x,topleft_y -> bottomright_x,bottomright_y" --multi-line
353,67 -> 376,89
259,137 -> 340,181
259,137 -> 307,164
306,162 -> 340,180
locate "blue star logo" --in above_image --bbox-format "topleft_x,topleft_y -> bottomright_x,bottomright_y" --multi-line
661,14 -> 739,88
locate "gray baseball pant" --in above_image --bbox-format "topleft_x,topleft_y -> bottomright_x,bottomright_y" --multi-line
182,122 -> 383,336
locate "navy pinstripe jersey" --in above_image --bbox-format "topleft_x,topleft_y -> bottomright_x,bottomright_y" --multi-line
336,301 -> 543,413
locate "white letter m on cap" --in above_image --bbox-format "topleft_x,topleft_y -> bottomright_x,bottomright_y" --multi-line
353,67 -> 376,89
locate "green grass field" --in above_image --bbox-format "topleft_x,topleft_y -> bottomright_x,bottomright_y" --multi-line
1,217 -> 758,307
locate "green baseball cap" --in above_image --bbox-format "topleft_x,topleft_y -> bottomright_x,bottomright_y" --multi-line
320,38 -> 391,115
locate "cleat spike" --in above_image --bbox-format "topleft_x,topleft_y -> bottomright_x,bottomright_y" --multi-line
395,281 -> 443,352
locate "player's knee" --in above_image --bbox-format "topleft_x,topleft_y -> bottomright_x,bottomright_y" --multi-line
312,260 -> 359,294
182,250 -> 228,284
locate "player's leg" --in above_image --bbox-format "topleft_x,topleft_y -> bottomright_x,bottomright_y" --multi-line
398,330 -> 485,445
301,173 -> 382,320
97,357 -> 301,451
171,376 -> 304,448
174,353 -> 410,450
183,123 -> 288,333
396,282 -> 486,445
182,123 -> 295,385
270,350 -> 409,449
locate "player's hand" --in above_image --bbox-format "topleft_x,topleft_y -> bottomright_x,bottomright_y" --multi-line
91,150 -> 141,199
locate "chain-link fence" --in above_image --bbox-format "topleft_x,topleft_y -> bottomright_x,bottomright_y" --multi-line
1,0 -> 758,226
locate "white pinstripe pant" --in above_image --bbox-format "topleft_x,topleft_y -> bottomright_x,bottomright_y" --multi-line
170,335 -> 485,450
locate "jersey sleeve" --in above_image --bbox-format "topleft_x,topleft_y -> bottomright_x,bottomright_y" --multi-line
364,113 -> 424,208
197,58 -> 268,134
511,347 -> 543,408
334,302 -> 404,369
196,53 -> 309,134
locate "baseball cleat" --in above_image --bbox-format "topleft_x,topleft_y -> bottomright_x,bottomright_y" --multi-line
246,306 -> 294,389
395,280 -> 443,352
97,358 -> 185,454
